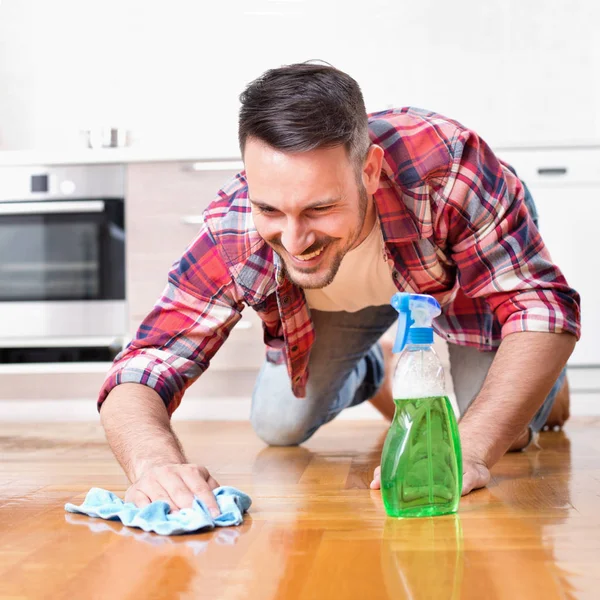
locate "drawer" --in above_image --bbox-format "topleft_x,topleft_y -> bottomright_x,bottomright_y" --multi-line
127,212 -> 204,265
126,161 -> 245,321
127,254 -> 182,318
494,148 -> 600,187
126,161 -> 242,259
126,161 -> 242,217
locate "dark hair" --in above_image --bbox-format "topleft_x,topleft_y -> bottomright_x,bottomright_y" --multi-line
238,62 -> 370,167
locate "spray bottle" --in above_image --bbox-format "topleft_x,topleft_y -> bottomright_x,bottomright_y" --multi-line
380,292 -> 462,518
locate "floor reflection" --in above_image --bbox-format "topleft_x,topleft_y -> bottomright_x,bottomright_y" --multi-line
380,431 -> 578,600
60,512 -> 257,599
64,512 -> 250,554
381,515 -> 464,600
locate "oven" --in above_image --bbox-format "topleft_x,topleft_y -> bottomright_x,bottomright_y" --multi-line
0,164 -> 126,362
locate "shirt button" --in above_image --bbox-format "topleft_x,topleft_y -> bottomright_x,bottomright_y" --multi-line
294,376 -> 301,383
282,295 -> 291,305
291,345 -> 298,352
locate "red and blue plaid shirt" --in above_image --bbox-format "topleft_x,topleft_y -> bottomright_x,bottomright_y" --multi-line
98,107 -> 581,414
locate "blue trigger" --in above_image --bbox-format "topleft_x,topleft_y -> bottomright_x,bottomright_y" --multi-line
393,312 -> 413,353
392,291 -> 415,353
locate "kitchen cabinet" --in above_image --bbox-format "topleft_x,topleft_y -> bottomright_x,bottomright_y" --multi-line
495,147 -> 600,368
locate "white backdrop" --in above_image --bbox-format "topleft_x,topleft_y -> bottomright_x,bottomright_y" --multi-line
0,0 -> 598,153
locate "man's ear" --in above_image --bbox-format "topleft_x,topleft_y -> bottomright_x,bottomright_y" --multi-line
362,144 -> 384,195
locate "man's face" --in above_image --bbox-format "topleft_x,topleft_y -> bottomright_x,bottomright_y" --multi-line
244,138 -> 381,289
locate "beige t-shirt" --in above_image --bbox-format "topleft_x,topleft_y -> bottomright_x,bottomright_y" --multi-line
304,219 -> 399,312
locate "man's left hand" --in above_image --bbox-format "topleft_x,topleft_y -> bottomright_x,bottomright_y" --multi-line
370,456 -> 490,496
461,455 -> 490,495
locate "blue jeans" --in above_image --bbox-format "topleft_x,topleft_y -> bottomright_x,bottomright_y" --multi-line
251,305 -> 566,446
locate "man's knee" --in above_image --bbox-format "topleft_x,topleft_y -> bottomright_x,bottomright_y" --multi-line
250,362 -> 320,446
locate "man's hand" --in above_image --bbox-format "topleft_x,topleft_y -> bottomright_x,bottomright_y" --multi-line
461,455 -> 490,495
125,463 -> 221,516
370,457 -> 490,497
369,465 -> 382,490
101,385 -> 222,517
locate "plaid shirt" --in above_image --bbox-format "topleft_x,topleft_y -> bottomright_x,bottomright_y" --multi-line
98,107 -> 581,414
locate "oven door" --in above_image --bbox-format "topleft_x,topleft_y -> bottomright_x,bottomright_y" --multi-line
0,198 -> 127,351
0,198 -> 124,302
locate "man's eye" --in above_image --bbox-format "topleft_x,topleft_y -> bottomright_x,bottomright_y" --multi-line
258,206 -> 277,214
312,206 -> 332,213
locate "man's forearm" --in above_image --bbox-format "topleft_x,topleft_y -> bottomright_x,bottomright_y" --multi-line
459,331 -> 576,467
100,383 -> 187,482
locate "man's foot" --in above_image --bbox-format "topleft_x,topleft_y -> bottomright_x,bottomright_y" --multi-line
368,338 -> 395,421
509,376 -> 571,451
542,376 -> 570,431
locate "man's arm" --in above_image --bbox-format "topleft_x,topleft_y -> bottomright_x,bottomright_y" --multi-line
97,219 -> 245,511
100,383 -> 221,515
372,127 -> 580,495
438,129 -> 580,492
460,330 -> 576,494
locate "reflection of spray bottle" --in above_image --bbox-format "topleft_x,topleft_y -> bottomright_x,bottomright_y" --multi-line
380,293 -> 462,518
381,515 -> 464,600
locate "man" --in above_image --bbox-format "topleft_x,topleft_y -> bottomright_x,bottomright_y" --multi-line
98,63 -> 580,516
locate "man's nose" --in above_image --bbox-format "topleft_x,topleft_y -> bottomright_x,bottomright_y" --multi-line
280,219 -> 315,256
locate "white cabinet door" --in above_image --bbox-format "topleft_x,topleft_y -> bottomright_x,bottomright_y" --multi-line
496,148 -> 600,366
524,184 -> 598,366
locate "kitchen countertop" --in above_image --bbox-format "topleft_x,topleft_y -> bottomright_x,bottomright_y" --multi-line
0,147 -> 243,167
1,141 -> 600,168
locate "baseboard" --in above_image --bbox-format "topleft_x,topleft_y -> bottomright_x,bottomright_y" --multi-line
0,397 -> 386,422
0,390 -> 598,422
567,366 -> 600,393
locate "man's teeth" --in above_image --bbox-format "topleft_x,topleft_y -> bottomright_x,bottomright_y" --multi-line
294,246 -> 325,261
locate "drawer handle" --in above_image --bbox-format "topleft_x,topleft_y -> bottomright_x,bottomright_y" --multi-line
181,215 -> 204,225
537,167 -> 568,176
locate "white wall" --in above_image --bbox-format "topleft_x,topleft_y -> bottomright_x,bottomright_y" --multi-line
0,0 -> 598,417
1,0 -> 599,154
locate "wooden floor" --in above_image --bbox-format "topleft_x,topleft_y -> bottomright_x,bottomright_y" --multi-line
1,419 -> 600,600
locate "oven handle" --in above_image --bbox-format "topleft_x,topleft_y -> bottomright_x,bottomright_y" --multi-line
0,200 -> 105,215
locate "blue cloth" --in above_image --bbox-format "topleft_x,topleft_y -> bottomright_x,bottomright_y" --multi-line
64,485 -> 251,536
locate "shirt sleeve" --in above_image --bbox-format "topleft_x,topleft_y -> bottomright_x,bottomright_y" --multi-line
97,221 -> 244,415
438,129 -> 581,341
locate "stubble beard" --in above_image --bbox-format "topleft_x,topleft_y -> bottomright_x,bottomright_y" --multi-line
275,185 -> 369,290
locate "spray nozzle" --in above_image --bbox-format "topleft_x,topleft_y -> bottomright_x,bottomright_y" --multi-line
391,293 -> 441,353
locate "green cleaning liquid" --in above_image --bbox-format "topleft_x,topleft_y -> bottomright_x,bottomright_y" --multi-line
381,293 -> 463,518
381,395 -> 462,518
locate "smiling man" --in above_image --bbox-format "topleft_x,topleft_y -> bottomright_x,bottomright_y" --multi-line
98,63 -> 580,513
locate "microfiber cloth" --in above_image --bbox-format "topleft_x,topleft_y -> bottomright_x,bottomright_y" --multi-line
64,485 -> 251,536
